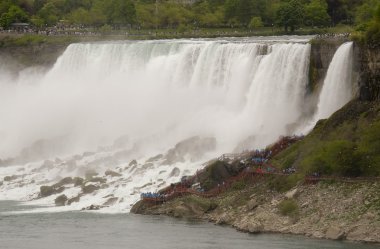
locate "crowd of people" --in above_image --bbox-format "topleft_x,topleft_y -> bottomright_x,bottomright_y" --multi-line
315,32 -> 351,39
140,192 -> 163,199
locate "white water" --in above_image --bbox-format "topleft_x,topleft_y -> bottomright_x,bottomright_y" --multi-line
315,42 -> 354,120
0,38 -> 355,213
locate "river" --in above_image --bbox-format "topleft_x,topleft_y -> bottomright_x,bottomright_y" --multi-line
0,201 -> 378,249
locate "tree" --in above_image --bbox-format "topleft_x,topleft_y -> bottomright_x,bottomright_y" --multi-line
355,0 -> 378,25
304,0 -> 330,27
67,8 -> 91,25
276,0 -> 304,32
106,0 -> 137,27
366,4 -> 380,47
38,2 -> 60,26
0,5 -> 29,28
249,16 -> 263,28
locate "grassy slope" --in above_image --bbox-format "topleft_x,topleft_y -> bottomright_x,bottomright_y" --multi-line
272,100 -> 380,177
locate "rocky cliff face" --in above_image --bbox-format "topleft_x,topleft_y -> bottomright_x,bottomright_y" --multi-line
0,43 -> 68,72
356,46 -> 380,101
309,38 -> 347,92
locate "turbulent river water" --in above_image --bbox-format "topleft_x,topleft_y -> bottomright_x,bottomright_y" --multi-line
1,201 -> 378,249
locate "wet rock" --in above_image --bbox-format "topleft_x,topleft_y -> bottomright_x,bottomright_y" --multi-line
73,177 -> 84,187
103,197 -> 118,206
326,226 -> 345,240
4,175 -> 18,181
105,170 -> 122,177
40,185 -> 65,197
129,160 -> 137,167
87,177 -> 106,184
53,177 -> 73,188
68,195 -> 80,205
81,184 -> 100,194
82,204 -> 102,211
55,194 -> 68,206
146,154 -> 163,163
162,136 -> 216,165
169,167 -> 180,177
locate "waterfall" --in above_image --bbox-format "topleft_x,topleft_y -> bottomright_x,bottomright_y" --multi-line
0,37 -> 357,213
315,42 -> 354,120
0,39 -> 311,159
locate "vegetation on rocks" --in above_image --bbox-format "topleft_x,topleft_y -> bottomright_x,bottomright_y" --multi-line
272,100 -> 380,177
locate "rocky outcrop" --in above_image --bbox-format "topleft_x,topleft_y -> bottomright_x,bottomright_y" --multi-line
81,184 -> 100,194
309,38 -> 348,92
162,136 -> 216,165
105,170 -> 122,177
39,185 -> 65,197
356,45 -> 380,101
132,181 -> 380,243
55,194 -> 68,206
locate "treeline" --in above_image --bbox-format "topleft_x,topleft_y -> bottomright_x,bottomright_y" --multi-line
0,0 -> 378,33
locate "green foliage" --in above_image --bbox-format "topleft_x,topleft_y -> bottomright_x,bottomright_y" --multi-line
231,180 -> 246,190
304,0 -> 330,27
0,0 -> 375,34
278,198 -> 299,217
0,5 -> 29,28
249,16 -> 263,29
272,101 -> 380,178
268,174 -> 302,193
276,0 -> 304,32
365,4 -> 380,47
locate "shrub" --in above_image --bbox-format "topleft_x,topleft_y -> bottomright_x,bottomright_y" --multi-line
231,180 -> 246,190
278,198 -> 299,217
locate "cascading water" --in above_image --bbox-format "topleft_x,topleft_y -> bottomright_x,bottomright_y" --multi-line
0,37 -> 354,212
314,42 -> 354,120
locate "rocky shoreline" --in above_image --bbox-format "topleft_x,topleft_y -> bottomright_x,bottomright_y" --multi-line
131,180 -> 380,244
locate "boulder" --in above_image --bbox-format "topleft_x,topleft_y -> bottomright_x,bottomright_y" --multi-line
129,160 -> 137,166
82,204 -> 102,211
162,136 -> 216,165
68,195 -> 80,205
325,226 -> 345,240
103,197 -> 118,206
55,194 -> 68,206
40,185 -> 65,197
4,175 -> 18,181
73,177 -> 84,187
169,167 -> 180,177
53,177 -> 73,188
105,170 -> 122,177
82,184 -> 100,194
